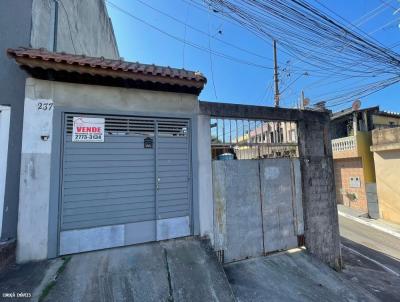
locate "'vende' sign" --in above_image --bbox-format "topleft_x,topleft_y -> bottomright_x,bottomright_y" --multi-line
72,117 -> 105,142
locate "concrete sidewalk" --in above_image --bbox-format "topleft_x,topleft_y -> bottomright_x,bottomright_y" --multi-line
337,205 -> 400,239
41,238 -> 235,302
0,238 -> 234,302
224,248 -> 378,302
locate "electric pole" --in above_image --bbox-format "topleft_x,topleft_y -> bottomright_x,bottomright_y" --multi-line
273,40 -> 280,107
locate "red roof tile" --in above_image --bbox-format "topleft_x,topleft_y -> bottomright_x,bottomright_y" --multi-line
7,47 -> 206,94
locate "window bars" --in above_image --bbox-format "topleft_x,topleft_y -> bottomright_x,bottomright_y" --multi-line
210,118 -> 298,160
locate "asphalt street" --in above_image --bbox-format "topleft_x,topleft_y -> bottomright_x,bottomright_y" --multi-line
339,215 -> 400,301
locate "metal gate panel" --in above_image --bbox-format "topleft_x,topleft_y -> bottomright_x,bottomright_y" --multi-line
61,115 -> 156,231
156,120 -> 190,220
260,159 -> 302,253
59,114 -> 192,254
156,119 -> 191,240
212,158 -> 303,263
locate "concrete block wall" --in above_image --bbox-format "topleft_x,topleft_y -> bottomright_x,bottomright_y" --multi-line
31,0 -> 119,59
298,116 -> 342,270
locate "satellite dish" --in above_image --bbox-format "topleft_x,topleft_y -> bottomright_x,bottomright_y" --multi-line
352,99 -> 361,111
303,97 -> 310,107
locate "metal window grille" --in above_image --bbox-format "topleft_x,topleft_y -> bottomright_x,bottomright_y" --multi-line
66,115 -> 155,136
66,115 -> 188,137
215,249 -> 225,264
210,118 -> 299,160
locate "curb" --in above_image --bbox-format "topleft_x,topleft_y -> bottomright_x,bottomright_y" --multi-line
338,211 -> 400,240
31,256 -> 70,302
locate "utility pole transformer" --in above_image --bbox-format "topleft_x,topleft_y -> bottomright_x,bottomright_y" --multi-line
273,40 -> 280,107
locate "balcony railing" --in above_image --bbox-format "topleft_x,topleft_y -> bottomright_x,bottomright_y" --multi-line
332,136 -> 357,152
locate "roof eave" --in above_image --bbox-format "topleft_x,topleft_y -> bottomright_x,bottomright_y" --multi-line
12,56 -> 205,94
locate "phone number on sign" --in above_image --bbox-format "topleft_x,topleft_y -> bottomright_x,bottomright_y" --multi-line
74,134 -> 103,140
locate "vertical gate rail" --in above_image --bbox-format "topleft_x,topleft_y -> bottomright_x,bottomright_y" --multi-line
210,117 -> 299,160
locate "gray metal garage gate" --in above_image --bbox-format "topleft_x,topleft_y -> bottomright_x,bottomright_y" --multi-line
59,113 -> 192,255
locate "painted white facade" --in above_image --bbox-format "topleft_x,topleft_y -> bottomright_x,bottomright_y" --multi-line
17,98 -> 54,262
197,114 -> 214,243
0,106 -> 11,236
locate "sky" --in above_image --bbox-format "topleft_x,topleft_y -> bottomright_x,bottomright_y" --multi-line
106,0 -> 400,113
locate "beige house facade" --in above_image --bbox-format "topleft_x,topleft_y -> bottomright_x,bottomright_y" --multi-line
371,127 -> 400,224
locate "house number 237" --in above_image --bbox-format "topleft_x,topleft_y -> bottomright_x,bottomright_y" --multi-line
37,102 -> 53,111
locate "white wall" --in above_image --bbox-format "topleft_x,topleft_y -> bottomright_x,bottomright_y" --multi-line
197,114 -> 214,243
25,78 -> 198,114
0,106 -> 11,236
17,98 -> 54,262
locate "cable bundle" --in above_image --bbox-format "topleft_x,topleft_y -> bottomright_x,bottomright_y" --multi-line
200,0 -> 400,107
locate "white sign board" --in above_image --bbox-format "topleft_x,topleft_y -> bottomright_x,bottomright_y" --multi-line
72,117 -> 105,142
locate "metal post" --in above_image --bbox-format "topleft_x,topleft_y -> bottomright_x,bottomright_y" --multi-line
273,40 -> 280,107
49,0 -> 59,52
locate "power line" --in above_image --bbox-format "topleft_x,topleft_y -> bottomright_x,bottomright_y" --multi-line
182,0 -> 320,68
280,72 -> 308,94
207,6 -> 218,99
326,77 -> 400,107
182,3 -> 190,68
289,5 -> 399,96
354,0 -> 391,27
378,0 -> 398,11
312,0 -> 388,48
369,18 -> 399,35
202,0 -> 400,107
133,0 -> 274,62
106,0 -> 275,70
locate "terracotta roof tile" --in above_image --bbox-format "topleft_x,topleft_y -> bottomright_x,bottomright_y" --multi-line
7,47 -> 206,94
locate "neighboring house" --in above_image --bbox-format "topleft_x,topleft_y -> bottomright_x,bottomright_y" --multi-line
211,120 -> 298,159
331,106 -> 400,216
371,127 -> 400,225
0,0 -> 118,262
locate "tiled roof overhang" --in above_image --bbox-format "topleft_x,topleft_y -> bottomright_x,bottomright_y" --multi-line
331,106 -> 379,120
7,48 -> 207,95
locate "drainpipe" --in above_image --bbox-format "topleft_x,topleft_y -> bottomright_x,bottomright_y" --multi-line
49,0 -> 59,52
